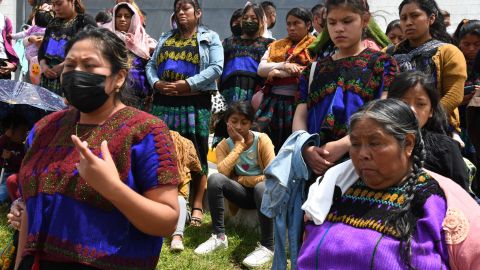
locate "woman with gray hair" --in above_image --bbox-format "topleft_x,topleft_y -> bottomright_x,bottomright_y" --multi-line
298,99 -> 480,269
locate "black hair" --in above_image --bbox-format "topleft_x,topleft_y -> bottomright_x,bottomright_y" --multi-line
116,3 -> 134,16
398,0 -> 452,43
173,0 -> 202,27
475,50 -> 480,76
1,114 -> 29,131
70,0 -> 86,14
286,7 -> 313,25
64,26 -> 136,106
243,3 -> 266,35
224,101 -> 255,123
230,8 -> 243,26
34,10 -> 54,28
386,19 -> 401,35
350,98 -> 426,270
326,0 -> 370,15
311,3 -> 326,15
453,19 -> 480,46
388,71 -> 449,134
95,10 -> 112,24
261,1 -> 276,10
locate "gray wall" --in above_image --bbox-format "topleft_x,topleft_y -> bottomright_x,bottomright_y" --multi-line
82,0 -> 320,41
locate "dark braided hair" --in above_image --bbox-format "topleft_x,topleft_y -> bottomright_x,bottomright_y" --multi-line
349,99 -> 426,269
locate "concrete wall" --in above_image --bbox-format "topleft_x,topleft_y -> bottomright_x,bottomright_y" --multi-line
0,0 -> 17,31
7,0 -> 480,40
369,0 -> 480,34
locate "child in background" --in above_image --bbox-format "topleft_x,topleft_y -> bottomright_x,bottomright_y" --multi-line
195,101 -> 275,268
0,116 -> 29,203
11,10 -> 53,62
11,10 -> 53,85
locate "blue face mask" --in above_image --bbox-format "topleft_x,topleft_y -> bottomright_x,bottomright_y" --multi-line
61,70 -> 110,113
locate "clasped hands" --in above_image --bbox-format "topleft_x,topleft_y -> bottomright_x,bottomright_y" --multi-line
154,80 -> 191,96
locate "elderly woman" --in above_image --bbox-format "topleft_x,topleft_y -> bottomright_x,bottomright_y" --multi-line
103,2 -> 156,109
298,99 -> 480,269
146,0 -> 223,226
15,27 -> 179,270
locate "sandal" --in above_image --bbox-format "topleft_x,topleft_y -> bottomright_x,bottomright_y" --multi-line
190,208 -> 203,227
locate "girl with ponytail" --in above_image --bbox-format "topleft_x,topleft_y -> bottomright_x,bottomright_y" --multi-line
298,98 -> 480,269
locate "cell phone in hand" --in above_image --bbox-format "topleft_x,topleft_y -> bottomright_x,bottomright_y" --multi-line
465,85 -> 475,95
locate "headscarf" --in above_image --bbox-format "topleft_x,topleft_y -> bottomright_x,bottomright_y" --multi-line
102,3 -> 154,60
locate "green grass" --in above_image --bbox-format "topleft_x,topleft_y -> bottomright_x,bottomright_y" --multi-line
0,205 -> 272,270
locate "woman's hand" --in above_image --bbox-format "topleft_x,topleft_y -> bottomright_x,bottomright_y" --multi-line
283,63 -> 304,76
7,199 -> 25,231
266,69 -> 281,83
51,62 -> 64,75
302,145 -> 332,175
124,33 -> 135,46
71,135 -> 123,197
164,80 -> 191,95
321,140 -> 348,164
0,61 -> 15,74
461,92 -> 475,106
227,123 -> 244,143
28,36 -> 43,47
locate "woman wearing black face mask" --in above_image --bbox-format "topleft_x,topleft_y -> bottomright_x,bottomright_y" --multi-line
15,27 -> 180,270
212,3 -> 274,146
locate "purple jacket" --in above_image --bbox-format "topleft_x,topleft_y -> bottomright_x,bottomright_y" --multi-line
2,14 -> 19,68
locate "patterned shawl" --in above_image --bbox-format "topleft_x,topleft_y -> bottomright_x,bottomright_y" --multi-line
268,34 -> 315,65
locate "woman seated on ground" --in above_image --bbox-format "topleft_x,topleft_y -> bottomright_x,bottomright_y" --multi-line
388,71 -> 471,192
299,98 -> 480,269
169,130 -> 203,252
194,101 -> 275,268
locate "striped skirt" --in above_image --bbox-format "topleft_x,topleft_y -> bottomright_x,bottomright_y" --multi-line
254,93 -> 296,152
151,93 -> 211,175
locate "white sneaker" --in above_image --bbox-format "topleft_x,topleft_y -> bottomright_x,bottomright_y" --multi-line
242,243 -> 274,268
194,234 -> 228,255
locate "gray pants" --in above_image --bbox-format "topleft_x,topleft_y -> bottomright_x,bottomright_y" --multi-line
173,196 -> 188,237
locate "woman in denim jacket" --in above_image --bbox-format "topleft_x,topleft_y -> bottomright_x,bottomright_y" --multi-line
146,0 -> 223,226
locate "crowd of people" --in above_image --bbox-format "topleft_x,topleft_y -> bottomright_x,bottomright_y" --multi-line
0,0 -> 479,269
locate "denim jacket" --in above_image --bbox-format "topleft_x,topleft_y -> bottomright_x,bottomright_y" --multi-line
261,130 -> 320,270
145,25 -> 223,92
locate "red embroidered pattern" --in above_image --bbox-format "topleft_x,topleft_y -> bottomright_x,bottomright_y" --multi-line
19,107 -> 180,209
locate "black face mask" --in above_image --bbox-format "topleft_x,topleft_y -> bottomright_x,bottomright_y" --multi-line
62,70 -> 110,113
231,24 -> 242,36
242,21 -> 259,36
